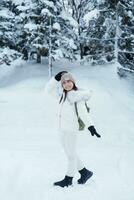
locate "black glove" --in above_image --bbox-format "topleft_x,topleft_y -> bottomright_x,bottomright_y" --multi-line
55,71 -> 68,81
88,126 -> 101,138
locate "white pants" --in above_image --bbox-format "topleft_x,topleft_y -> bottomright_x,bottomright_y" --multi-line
61,130 -> 84,177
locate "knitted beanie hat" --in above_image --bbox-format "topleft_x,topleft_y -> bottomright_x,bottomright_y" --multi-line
61,72 -> 75,85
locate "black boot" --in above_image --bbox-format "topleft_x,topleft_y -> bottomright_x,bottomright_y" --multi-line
78,168 -> 93,184
54,175 -> 73,187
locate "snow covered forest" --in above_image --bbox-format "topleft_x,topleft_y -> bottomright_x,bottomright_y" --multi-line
0,0 -> 134,74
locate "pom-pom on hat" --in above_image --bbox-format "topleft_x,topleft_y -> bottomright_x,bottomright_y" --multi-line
61,72 -> 76,85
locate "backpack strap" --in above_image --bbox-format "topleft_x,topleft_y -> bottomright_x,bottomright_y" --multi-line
74,102 -> 85,131
74,102 -> 79,118
85,102 -> 90,113
75,102 -> 90,115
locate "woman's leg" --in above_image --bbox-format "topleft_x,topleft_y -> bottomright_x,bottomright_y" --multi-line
76,156 -> 85,171
54,131 -> 76,187
61,131 -> 84,176
61,131 -> 77,177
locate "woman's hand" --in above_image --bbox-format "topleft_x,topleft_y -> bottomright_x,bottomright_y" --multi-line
88,126 -> 101,138
55,71 -> 68,81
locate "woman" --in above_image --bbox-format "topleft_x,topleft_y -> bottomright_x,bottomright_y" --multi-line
45,71 -> 101,188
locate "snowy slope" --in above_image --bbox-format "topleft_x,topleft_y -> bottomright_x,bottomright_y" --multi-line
0,59 -> 134,200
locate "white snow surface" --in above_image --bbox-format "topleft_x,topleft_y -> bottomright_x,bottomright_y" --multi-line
83,9 -> 99,25
60,11 -> 78,28
24,22 -> 37,31
12,0 -> 32,5
0,59 -> 134,200
0,9 -> 14,18
53,22 -> 61,31
17,5 -> 30,12
41,8 -> 52,17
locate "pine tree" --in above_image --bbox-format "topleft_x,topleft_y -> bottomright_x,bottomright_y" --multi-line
20,0 -> 63,64
0,0 -> 21,65
12,0 -> 33,60
83,0 -> 119,64
0,0 -> 15,49
118,0 -> 134,72
58,3 -> 78,61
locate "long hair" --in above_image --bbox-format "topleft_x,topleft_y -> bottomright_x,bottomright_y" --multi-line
59,83 -> 78,104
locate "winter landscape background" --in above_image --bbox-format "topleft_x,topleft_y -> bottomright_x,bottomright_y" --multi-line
0,0 -> 134,200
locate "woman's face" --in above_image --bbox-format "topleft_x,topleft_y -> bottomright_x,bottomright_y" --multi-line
62,80 -> 74,91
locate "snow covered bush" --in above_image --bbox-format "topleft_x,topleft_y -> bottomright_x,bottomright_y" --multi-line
0,48 -> 21,66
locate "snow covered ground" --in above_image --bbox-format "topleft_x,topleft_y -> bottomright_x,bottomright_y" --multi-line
0,59 -> 134,200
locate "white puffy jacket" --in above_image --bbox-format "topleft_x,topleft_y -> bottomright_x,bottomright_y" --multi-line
45,77 -> 94,132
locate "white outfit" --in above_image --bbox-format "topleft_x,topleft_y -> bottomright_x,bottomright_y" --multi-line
45,77 -> 94,177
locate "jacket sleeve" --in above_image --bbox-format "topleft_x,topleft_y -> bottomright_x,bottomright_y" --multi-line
67,89 -> 93,104
45,77 -> 61,98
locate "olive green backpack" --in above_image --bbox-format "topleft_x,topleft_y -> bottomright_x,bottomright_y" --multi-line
74,102 -> 90,131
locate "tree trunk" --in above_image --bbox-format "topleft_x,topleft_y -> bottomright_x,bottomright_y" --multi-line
37,48 -> 41,63
78,25 -> 83,60
49,16 -> 52,77
22,48 -> 28,60
80,43 -> 83,60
